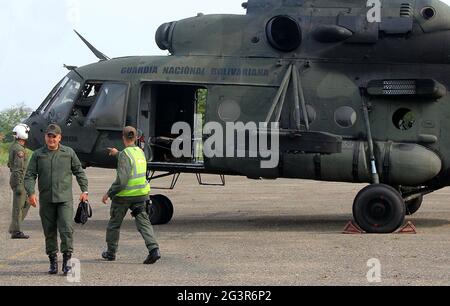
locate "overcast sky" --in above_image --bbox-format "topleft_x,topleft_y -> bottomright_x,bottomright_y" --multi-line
1,0 -> 450,111
0,0 -> 245,110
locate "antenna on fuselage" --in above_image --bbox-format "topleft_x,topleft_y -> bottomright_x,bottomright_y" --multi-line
74,30 -> 110,61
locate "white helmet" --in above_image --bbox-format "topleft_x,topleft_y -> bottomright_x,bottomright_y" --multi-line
12,124 -> 30,140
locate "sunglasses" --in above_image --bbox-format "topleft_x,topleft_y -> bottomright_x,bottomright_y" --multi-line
46,134 -> 58,139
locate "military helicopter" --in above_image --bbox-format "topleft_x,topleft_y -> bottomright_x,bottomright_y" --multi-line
25,0 -> 450,233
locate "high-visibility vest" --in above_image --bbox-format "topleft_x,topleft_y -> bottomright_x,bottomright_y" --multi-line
116,146 -> 150,198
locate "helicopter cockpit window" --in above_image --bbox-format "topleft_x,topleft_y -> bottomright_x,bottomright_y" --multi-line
67,82 -> 103,127
38,77 -> 68,115
44,77 -> 81,123
80,83 -> 103,111
86,83 -> 128,130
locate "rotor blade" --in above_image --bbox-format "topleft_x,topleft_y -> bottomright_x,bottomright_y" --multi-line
74,30 -> 110,61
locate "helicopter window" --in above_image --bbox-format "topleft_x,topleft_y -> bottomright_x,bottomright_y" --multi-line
266,15 -> 302,52
218,99 -> 241,122
334,106 -> 357,129
44,77 -> 81,123
66,82 -> 104,127
86,83 -> 128,130
38,77 -> 68,114
393,108 -> 416,130
78,83 -> 103,111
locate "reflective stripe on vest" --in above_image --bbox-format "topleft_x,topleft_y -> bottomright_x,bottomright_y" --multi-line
116,147 -> 150,198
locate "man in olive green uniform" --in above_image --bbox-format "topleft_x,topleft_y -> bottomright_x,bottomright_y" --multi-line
102,126 -> 160,264
24,124 -> 89,275
8,124 -> 32,239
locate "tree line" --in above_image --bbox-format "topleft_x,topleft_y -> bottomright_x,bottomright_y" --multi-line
0,104 -> 33,143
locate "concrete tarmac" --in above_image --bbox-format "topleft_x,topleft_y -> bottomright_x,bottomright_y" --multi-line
1,167 -> 449,286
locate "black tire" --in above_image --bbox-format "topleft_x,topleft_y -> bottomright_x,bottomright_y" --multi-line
405,195 -> 423,216
147,195 -> 174,225
353,184 -> 406,233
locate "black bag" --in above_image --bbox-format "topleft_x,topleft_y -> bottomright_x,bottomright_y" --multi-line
74,201 -> 92,225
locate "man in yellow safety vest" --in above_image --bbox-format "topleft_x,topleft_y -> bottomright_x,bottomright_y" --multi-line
102,126 -> 160,264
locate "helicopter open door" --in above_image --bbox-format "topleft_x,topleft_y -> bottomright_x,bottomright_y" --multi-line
139,83 -> 206,165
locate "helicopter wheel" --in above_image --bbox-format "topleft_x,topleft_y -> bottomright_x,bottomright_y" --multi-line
353,184 -> 406,233
147,195 -> 174,225
405,195 -> 423,216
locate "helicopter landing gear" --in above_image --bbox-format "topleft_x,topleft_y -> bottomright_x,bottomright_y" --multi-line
353,184 -> 406,233
147,195 -> 174,225
405,195 -> 423,216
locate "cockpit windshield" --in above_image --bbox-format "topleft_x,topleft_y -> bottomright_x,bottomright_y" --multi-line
42,76 -> 82,123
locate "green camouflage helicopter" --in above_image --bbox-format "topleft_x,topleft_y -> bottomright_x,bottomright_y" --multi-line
25,0 -> 450,233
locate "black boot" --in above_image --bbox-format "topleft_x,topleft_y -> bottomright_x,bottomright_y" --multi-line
62,253 -> 72,275
143,248 -> 161,265
11,232 -> 30,239
102,251 -> 116,261
48,255 -> 58,275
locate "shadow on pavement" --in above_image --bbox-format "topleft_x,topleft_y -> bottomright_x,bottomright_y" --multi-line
19,214 -> 450,234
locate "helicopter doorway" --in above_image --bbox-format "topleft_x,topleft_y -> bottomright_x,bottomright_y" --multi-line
139,83 -> 207,165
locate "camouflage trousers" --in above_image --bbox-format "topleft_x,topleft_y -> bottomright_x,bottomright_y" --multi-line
39,201 -> 74,255
106,201 -> 159,254
9,185 -> 31,234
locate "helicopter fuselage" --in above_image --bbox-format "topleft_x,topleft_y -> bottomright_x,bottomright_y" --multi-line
24,0 -> 450,232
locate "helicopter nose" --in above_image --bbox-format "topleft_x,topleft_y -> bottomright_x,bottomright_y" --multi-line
24,113 -> 45,150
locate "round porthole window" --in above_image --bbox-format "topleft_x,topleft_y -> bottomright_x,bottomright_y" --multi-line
393,108 -> 416,130
218,100 -> 241,122
334,106 -> 357,128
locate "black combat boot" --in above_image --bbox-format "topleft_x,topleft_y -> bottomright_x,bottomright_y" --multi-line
11,232 -> 29,239
48,254 -> 58,275
143,248 -> 161,265
101,251 -> 116,261
62,253 -> 72,275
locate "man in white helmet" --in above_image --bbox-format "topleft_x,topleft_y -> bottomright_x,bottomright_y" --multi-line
8,123 -> 32,239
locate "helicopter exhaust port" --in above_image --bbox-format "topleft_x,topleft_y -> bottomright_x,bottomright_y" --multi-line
266,15 -> 302,52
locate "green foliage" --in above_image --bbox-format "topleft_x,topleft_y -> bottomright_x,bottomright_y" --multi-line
194,89 -> 208,163
0,142 -> 9,165
0,142 -> 33,166
0,104 -> 32,143
196,89 -> 207,118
